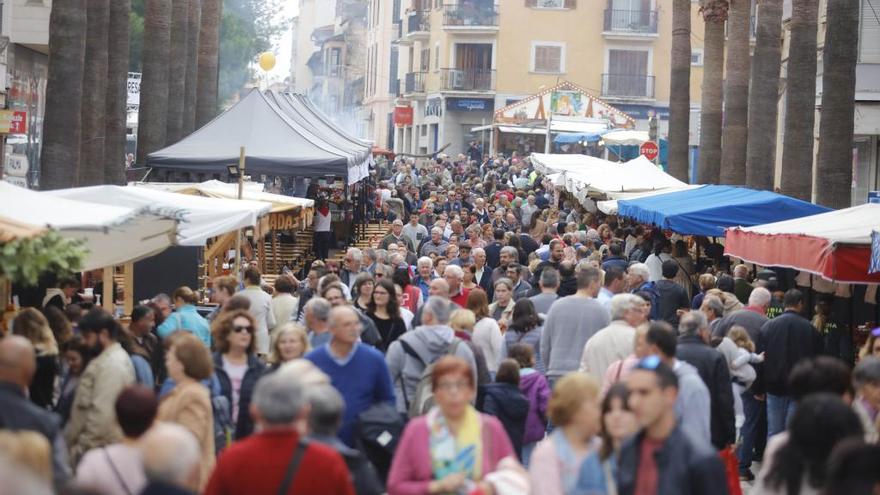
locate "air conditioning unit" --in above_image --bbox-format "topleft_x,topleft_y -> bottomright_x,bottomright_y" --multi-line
451,70 -> 466,90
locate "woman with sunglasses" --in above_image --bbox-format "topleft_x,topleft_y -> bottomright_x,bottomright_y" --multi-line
211,309 -> 266,441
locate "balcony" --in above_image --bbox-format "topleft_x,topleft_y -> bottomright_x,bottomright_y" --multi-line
442,4 -> 499,32
603,9 -> 658,37
399,11 -> 430,44
601,73 -> 655,99
404,72 -> 426,95
439,68 -> 496,92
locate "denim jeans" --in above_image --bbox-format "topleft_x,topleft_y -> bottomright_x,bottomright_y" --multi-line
521,442 -> 537,468
738,390 -> 767,473
766,394 -> 796,439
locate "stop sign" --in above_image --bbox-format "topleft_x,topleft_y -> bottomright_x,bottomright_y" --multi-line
640,141 -> 659,161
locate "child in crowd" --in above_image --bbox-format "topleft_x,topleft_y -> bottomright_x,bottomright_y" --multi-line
717,325 -> 764,427
508,344 -> 550,466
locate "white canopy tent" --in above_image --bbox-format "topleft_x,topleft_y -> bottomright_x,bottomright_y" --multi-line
596,185 -> 703,214
601,130 -> 651,146
47,185 -> 272,246
0,182 -> 178,270
131,180 -> 315,213
530,153 -> 688,204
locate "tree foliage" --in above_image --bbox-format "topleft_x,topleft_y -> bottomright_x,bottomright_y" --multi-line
0,233 -> 87,286
129,0 -> 287,101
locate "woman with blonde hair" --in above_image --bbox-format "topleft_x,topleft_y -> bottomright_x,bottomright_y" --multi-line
449,309 -> 492,389
268,323 -> 311,370
468,289 -> 504,376
12,308 -> 59,408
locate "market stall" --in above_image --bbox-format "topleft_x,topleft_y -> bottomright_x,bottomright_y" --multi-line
616,185 -> 832,237
530,154 -> 687,205
724,203 -> 880,284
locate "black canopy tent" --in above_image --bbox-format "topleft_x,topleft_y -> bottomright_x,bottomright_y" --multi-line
146,89 -> 370,182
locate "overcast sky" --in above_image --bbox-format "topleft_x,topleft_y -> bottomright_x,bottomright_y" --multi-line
266,1 -> 299,84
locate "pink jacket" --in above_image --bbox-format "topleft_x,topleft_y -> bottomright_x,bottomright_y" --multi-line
387,412 -> 516,495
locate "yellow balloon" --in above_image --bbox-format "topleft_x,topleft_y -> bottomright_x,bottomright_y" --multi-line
258,52 -> 276,72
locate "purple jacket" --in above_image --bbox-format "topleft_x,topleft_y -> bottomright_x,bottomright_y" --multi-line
519,370 -> 551,444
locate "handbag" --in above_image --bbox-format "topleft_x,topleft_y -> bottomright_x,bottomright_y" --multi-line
719,446 -> 744,495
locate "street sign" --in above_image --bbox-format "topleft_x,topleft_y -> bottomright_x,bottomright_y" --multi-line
640,141 -> 659,161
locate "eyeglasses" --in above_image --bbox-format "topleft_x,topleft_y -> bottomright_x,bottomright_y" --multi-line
373,290 -> 389,296
375,273 -> 385,278
233,325 -> 253,333
435,380 -> 470,392
635,355 -> 662,370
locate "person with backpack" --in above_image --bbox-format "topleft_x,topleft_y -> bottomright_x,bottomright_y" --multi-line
386,296 -> 478,418
479,359 -> 530,459
387,356 -> 524,495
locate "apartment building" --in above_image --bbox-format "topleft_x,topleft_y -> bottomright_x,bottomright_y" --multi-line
389,0 -> 705,156
363,0 -> 398,148
773,0 -> 880,205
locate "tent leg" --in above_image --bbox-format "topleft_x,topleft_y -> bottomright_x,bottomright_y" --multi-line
102,266 -> 114,314
123,262 -> 134,317
234,229 -> 242,282
259,236 -> 266,274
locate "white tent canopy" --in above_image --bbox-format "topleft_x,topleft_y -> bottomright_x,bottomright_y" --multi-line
530,153 -> 687,203
47,185 -> 272,246
601,130 -> 650,146
131,180 -> 315,212
0,182 -> 178,270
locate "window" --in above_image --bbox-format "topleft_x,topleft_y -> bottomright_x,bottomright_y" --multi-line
527,0 -> 577,8
531,42 -> 565,73
420,47 -> 430,72
860,0 -> 880,62
691,48 -> 703,66
605,48 -> 651,97
434,44 -> 440,70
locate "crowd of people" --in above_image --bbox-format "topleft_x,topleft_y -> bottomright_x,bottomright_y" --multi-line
3,152 -> 880,495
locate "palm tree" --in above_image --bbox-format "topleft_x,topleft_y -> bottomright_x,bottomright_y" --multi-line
720,0 -> 751,184
196,0 -> 222,127
668,0 -> 692,182
183,0 -> 201,135
697,0 -> 728,184
745,0 -> 783,190
104,0 -> 132,185
815,0 -> 859,208
137,0 -> 172,165
40,0 -> 86,190
780,0 -> 818,201
79,0 -> 111,186
166,0 -> 189,144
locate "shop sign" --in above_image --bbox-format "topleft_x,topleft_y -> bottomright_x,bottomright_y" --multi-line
425,98 -> 443,117
4,154 -> 29,178
267,212 -> 301,231
0,110 -> 27,134
393,106 -> 413,126
446,98 -> 492,112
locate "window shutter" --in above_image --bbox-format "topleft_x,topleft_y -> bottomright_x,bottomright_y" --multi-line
525,0 -> 538,7
564,0 -> 577,7
861,0 -> 880,63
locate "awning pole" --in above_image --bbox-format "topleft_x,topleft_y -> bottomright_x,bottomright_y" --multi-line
234,146 -> 246,281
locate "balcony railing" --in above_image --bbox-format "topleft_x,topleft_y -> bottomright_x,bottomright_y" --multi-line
442,4 -> 499,27
601,73 -> 655,98
439,68 -> 496,92
404,72 -> 426,94
603,9 -> 658,33
406,11 -> 430,35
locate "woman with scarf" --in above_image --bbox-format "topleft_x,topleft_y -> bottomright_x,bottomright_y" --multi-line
387,356 -> 524,495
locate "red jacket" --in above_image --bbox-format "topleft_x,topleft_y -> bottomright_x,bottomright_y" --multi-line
204,430 -> 355,495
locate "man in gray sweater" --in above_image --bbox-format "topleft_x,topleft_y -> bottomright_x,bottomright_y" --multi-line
540,264 -> 610,383
385,296 -> 477,416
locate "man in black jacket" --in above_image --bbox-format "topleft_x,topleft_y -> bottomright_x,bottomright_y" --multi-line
484,229 -> 505,269
655,260 -> 690,327
675,311 -> 736,451
757,289 -> 822,439
0,336 -> 71,488
618,356 -> 729,495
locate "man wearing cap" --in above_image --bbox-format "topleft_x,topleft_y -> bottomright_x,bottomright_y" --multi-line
379,219 -> 414,252
448,243 -> 474,267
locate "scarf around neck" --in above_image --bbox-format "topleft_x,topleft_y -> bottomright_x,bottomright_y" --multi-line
428,405 -> 483,482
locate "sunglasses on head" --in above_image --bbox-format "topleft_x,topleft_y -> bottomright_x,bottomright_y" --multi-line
635,355 -> 662,371
233,325 -> 253,333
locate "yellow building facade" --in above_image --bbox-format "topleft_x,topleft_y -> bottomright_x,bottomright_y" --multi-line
390,0 -> 705,156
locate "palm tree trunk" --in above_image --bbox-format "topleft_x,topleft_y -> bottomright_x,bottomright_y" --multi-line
196,0 -> 222,127
697,0 -> 727,184
104,0 -> 132,185
720,0 -> 751,184
780,0 -> 818,201
40,0 -> 86,190
745,0 -> 783,190
815,0 -> 859,208
668,0 -> 692,182
79,0 -> 111,186
166,0 -> 189,144
183,0 -> 201,135
137,0 -> 172,165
